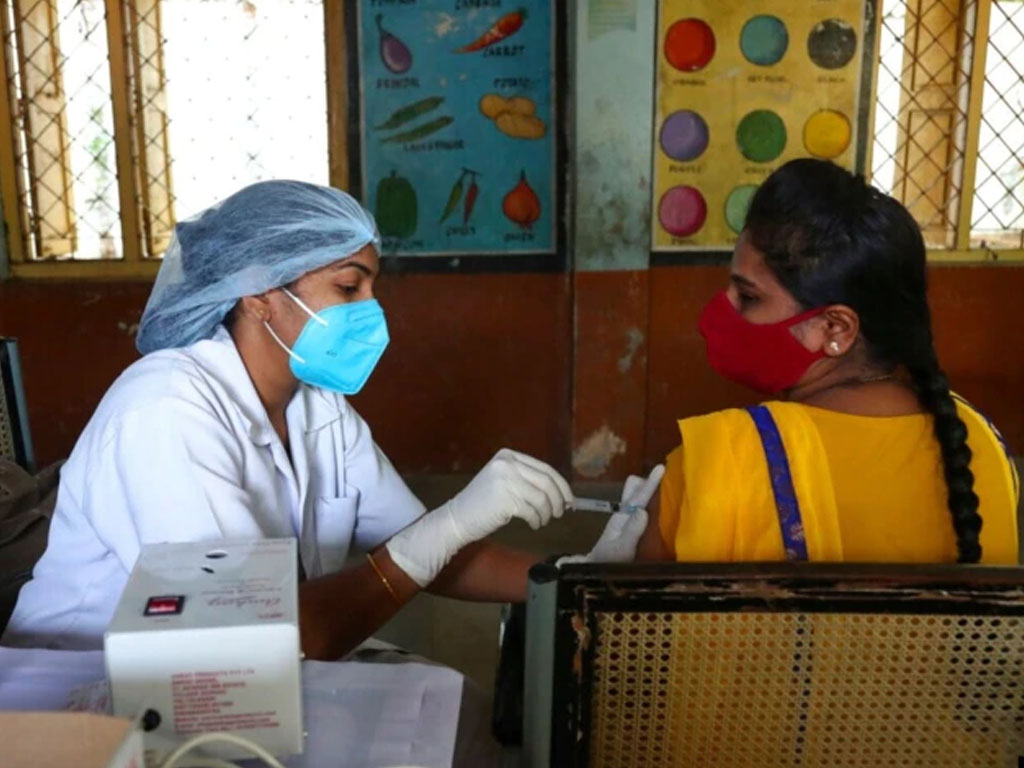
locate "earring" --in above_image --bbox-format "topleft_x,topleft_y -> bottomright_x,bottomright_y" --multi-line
829,341 -> 841,353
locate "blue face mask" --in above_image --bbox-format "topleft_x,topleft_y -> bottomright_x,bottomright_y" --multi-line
265,288 -> 389,395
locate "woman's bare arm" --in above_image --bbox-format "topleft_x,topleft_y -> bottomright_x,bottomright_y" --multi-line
635,490 -> 675,561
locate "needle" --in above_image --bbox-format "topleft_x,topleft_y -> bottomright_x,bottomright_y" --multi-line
569,497 -> 640,514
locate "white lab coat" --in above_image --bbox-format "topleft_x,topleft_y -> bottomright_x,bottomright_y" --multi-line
2,326 -> 426,650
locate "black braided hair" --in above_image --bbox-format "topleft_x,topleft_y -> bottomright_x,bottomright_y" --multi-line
743,159 -> 982,563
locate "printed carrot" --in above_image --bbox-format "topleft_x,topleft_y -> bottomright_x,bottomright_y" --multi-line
456,8 -> 527,53
440,170 -> 466,223
375,96 -> 444,131
381,115 -> 453,144
463,171 -> 480,224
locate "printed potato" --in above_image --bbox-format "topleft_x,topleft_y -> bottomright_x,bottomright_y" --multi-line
479,94 -> 536,120
495,112 -> 546,140
505,97 -> 536,117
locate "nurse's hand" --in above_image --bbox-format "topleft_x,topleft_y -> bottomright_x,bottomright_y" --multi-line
448,448 -> 574,534
558,464 -> 665,566
387,449 -> 573,586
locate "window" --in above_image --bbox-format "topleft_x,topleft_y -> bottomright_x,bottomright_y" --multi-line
0,0 -> 333,277
1,0 -> 1021,273
971,0 -> 1024,250
870,0 -> 1024,261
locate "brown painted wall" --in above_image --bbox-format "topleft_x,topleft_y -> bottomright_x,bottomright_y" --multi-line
0,265 -> 1020,477
352,271 -> 572,475
571,270 -> 649,479
0,281 -> 149,466
0,273 -> 573,473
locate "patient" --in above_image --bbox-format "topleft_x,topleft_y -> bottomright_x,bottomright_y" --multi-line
638,159 -> 1019,564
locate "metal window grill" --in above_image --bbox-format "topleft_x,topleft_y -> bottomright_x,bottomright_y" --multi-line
155,0 -> 329,222
0,0 -> 121,261
870,0 -> 977,249
127,0 -> 174,257
870,0 -> 1024,255
0,0 -> 329,264
970,0 -> 1024,249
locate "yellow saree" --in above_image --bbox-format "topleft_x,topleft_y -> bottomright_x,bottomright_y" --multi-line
660,400 -> 1018,564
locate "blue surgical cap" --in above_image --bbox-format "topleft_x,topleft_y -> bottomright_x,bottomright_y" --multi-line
136,180 -> 380,354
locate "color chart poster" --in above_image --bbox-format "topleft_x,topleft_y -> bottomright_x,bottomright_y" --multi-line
358,1 -> 555,256
653,0 -> 870,251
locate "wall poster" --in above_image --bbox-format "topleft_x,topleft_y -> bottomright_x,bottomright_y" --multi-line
652,0 -> 874,251
358,1 -> 556,256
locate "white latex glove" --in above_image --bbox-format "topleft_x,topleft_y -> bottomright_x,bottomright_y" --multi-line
386,449 -> 573,586
559,464 -> 665,566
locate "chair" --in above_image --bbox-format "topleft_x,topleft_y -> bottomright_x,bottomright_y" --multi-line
493,601 -> 527,744
522,561 -> 1024,767
0,337 -> 43,634
0,337 -> 34,472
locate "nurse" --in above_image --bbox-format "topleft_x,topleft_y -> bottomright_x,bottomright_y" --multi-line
4,181 -> 647,658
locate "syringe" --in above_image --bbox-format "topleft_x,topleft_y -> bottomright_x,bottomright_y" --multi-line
569,497 -> 640,514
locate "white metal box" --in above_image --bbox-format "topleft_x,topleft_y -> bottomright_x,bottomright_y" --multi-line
104,538 -> 303,761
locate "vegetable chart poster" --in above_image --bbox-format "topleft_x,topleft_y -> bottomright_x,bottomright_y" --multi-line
358,1 -> 555,256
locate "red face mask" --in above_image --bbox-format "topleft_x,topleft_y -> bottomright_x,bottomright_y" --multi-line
698,291 -> 826,395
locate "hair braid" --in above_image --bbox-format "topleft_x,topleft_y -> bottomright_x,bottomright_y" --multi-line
907,353 -> 982,563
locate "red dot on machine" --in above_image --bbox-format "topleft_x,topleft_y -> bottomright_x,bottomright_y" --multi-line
144,595 -> 185,616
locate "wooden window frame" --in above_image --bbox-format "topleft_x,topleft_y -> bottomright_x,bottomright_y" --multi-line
864,0 -> 1022,262
0,0 -> 347,281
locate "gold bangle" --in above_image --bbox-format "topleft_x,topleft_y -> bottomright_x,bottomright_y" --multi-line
366,551 -> 401,606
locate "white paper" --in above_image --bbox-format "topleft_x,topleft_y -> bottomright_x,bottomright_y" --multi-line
0,647 -> 106,712
292,661 -> 462,768
0,647 -> 463,768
